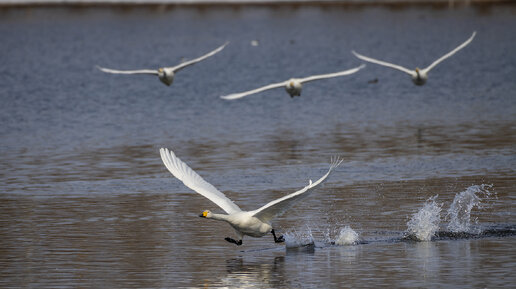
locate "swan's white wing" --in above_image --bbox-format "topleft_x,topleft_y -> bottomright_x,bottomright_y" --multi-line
422,31 -> 476,73
220,81 -> 287,100
298,64 -> 365,83
251,157 -> 343,223
160,148 -> 241,214
96,66 -> 158,75
352,51 -> 414,75
170,42 -> 229,72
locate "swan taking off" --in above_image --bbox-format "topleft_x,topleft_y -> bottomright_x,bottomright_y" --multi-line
97,42 -> 228,86
220,64 -> 365,100
352,32 -> 476,85
160,148 -> 342,246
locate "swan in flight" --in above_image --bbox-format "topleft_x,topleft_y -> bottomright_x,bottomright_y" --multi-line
160,148 -> 342,246
352,32 -> 476,85
220,64 -> 365,100
97,42 -> 228,86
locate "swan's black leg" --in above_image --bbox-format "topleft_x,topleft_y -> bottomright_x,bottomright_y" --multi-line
225,237 -> 243,246
271,229 -> 285,243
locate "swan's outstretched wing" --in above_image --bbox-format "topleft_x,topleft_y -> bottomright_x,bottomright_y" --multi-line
220,81 -> 287,100
299,64 -> 365,83
160,148 -> 242,214
422,31 -> 476,73
170,42 -> 229,72
96,66 -> 158,75
251,157 -> 343,223
352,51 -> 414,75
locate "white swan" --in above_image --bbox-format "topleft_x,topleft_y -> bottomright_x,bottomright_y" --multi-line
352,32 -> 476,85
97,42 -> 228,86
160,148 -> 342,246
220,64 -> 365,100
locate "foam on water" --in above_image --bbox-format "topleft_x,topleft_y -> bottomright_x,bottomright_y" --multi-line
406,195 -> 442,241
283,224 -> 360,248
446,184 -> 494,233
334,226 -> 360,246
283,228 -> 315,249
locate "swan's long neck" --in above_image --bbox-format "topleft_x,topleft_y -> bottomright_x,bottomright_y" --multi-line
209,213 -> 232,223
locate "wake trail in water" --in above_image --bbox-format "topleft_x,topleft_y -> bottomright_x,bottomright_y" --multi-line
282,184 -> 511,250
241,184 -> 511,253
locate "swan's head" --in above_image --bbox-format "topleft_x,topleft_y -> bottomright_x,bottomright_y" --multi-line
199,210 -> 212,218
285,79 -> 302,98
158,68 -> 175,86
412,68 -> 427,86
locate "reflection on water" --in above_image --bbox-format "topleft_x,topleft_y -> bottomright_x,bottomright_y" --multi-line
223,257 -> 289,288
404,242 -> 441,287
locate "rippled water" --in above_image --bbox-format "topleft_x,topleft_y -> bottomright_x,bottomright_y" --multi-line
1,3 -> 515,288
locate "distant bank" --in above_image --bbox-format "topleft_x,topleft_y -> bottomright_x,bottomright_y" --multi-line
0,0 -> 513,9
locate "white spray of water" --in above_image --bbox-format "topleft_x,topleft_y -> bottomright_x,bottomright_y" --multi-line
334,226 -> 359,245
446,184 -> 493,233
406,195 -> 442,241
283,228 -> 315,249
283,224 -> 360,248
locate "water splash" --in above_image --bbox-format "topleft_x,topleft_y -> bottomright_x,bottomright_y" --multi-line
283,224 -> 359,248
334,226 -> 359,245
446,184 -> 494,233
283,228 -> 315,249
406,195 -> 442,241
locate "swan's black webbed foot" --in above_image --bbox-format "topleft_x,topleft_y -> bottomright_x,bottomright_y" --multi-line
225,237 -> 242,246
271,229 -> 285,243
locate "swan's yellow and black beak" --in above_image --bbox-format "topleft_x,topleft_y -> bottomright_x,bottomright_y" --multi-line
199,211 -> 208,218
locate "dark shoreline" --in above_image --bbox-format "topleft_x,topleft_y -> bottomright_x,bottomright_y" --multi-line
0,0 -> 514,10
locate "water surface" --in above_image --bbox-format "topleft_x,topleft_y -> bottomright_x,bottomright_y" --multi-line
1,4 -> 515,288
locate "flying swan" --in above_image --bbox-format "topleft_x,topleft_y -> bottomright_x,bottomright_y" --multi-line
220,64 -> 365,100
97,42 -> 228,86
160,148 -> 342,246
352,31 -> 476,85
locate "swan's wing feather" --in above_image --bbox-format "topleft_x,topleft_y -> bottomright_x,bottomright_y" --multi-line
160,148 -> 241,214
170,42 -> 229,72
220,81 -> 287,100
423,31 -> 476,73
352,51 -> 414,75
96,66 -> 158,75
252,157 -> 343,223
299,64 -> 365,83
